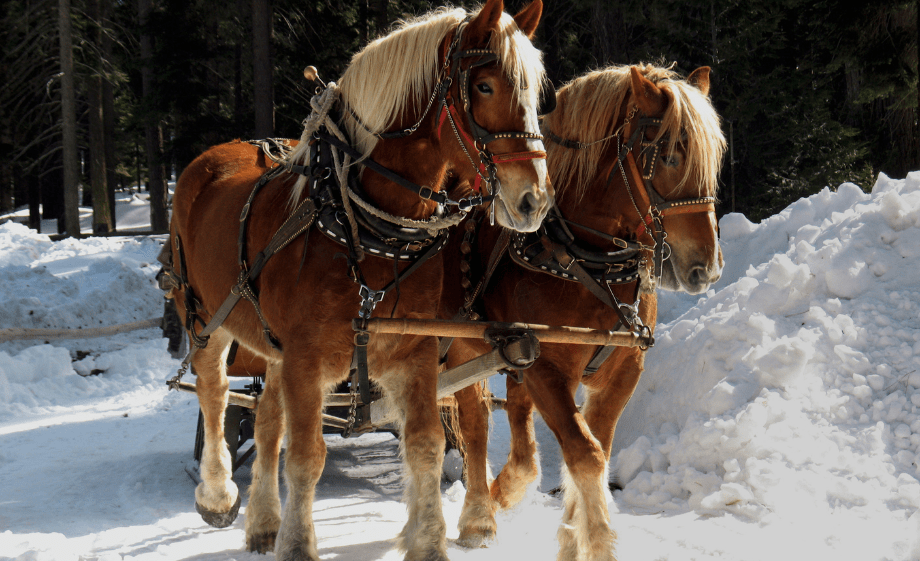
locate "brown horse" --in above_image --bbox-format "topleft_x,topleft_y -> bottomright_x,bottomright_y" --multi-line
164,1 -> 551,559
444,63 -> 726,559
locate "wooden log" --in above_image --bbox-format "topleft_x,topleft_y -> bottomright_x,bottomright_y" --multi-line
0,317 -> 163,342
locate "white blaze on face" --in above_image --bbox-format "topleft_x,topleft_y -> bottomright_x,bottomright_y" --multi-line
522,94 -> 549,190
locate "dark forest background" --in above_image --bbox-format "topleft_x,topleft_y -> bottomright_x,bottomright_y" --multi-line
0,0 -> 916,234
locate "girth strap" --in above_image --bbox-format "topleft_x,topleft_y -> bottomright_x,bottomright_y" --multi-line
345,234 -> 447,435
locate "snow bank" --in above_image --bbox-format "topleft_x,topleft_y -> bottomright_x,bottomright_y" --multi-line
0,222 -> 165,354
611,173 -> 920,558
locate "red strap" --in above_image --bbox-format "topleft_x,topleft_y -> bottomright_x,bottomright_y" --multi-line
437,98 -> 547,193
492,150 -> 546,164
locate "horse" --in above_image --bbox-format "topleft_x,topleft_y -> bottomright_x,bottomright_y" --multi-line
162,1 -> 552,559
442,63 -> 726,559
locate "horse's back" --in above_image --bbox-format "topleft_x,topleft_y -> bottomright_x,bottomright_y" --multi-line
172,141 -> 267,235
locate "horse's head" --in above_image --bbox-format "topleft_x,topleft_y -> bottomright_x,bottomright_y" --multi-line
439,0 -> 553,232
336,0 -> 551,232
627,66 -> 726,293
544,64 -> 726,294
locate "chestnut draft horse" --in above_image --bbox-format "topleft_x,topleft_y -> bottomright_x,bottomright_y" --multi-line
443,64 -> 726,558
163,1 -> 552,559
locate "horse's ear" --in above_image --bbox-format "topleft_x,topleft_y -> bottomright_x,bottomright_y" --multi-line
629,66 -> 666,116
465,0 -> 504,46
687,66 -> 711,97
513,0 -> 542,39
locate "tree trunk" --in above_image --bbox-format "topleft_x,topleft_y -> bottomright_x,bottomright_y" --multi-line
88,0 -> 113,233
0,160 -> 11,214
252,0 -> 273,138
138,0 -> 168,231
358,0 -> 368,49
28,173 -> 41,232
234,0 -> 247,131
102,0 -> 117,229
372,0 -> 387,37
59,0 -> 80,236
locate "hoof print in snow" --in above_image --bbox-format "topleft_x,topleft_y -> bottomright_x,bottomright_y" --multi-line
196,494 -> 241,528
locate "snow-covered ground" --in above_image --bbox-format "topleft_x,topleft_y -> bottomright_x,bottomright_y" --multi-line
2,175 -> 920,560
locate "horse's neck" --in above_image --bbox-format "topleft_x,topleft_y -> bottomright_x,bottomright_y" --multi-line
362,139 -> 445,220
555,160 -> 637,250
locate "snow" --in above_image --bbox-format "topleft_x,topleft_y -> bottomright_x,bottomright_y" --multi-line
2,174 -> 920,560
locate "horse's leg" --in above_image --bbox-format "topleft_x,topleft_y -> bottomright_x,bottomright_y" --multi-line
556,352 -> 644,561
274,354 -> 326,561
193,328 -> 242,528
454,382 -> 496,547
582,349 -> 646,464
381,346 -> 448,561
526,362 -> 616,561
489,375 -> 538,510
246,360 -> 285,553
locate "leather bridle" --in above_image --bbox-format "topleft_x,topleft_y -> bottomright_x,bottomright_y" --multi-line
348,19 -> 548,211
610,113 -> 716,281
549,108 -> 717,282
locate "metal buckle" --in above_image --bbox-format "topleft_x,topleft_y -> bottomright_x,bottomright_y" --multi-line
457,195 -> 483,213
419,186 -> 435,200
358,284 -> 385,319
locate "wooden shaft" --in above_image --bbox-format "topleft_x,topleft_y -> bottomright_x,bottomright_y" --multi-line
361,318 -> 651,347
436,348 -> 509,398
175,381 -> 258,409
176,381 -> 351,429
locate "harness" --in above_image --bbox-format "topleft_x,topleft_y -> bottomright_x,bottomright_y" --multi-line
164,19 -> 549,437
508,108 -> 715,376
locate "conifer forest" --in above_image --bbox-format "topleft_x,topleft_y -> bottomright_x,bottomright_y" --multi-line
0,0 -> 916,232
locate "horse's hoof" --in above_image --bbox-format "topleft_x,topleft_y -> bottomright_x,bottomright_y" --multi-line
196,493 -> 241,528
456,528 -> 495,549
247,531 -> 277,554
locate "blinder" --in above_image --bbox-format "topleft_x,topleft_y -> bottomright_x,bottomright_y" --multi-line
437,21 -> 546,199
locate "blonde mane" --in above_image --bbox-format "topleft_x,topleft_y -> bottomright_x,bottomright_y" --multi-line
339,5 -> 546,155
542,63 -> 726,202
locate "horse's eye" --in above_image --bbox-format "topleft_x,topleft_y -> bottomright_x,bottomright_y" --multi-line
475,83 -> 493,94
661,153 -> 680,168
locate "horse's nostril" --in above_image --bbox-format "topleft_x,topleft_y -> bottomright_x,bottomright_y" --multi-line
689,266 -> 707,287
518,192 -> 537,217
